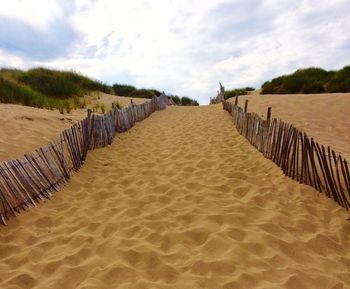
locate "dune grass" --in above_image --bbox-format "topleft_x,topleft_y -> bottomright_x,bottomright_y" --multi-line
0,68 -> 112,113
0,67 -> 199,111
0,73 -> 70,112
17,68 -> 112,98
112,83 -> 199,105
261,66 -> 350,94
112,83 -> 161,99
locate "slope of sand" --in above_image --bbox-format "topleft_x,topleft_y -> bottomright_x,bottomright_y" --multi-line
0,93 -> 148,162
0,104 -> 349,289
228,93 -> 350,160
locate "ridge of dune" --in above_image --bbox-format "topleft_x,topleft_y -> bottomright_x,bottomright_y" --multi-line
0,104 -> 349,289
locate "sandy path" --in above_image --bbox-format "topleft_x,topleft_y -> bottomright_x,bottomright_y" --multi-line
0,105 -> 349,289
228,93 -> 350,160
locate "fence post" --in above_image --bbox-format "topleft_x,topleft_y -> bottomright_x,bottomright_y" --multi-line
219,82 -> 225,102
235,95 -> 239,106
267,107 -> 272,124
87,109 -> 92,120
244,99 -> 248,113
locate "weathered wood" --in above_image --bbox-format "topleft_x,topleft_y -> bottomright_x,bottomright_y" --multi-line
222,98 -> 349,210
4,161 -> 36,207
308,139 -> 322,191
0,96 -> 168,223
314,141 -> 331,197
0,164 -> 27,208
0,176 -> 18,216
339,155 -> 350,201
244,100 -> 248,113
267,107 -> 272,125
332,151 -> 349,209
12,159 -> 42,201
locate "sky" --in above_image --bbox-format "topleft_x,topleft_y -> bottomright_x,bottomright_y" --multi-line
0,0 -> 349,104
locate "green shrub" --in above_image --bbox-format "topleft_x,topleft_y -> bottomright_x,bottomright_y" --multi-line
169,95 -> 181,104
113,84 -> 137,96
301,81 -> 325,94
129,89 -> 155,99
180,96 -> 198,106
327,66 -> 350,92
261,81 -> 274,94
112,83 -> 162,99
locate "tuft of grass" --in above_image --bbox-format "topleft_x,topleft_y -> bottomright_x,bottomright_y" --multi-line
92,102 -> 107,114
112,101 -> 122,109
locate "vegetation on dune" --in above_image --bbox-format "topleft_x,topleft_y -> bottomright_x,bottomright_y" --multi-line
261,66 -> 350,94
179,96 -> 199,106
113,83 -> 199,105
0,67 -> 113,112
112,83 -> 161,99
168,95 -> 181,104
17,67 -> 112,98
327,66 -> 350,92
0,73 -> 71,112
223,87 -> 255,100
0,67 -> 200,111
168,95 -> 199,106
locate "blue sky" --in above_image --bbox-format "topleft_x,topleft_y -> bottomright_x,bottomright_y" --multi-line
0,0 -> 349,104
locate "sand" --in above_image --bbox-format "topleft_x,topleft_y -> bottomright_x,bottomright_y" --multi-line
228,93 -> 350,160
0,104 -> 349,289
0,93 -> 148,162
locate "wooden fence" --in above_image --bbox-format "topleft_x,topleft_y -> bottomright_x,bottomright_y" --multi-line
0,94 -> 169,225
222,97 -> 350,210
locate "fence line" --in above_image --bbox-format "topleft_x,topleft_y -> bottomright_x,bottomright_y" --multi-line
222,97 -> 350,210
0,94 -> 169,225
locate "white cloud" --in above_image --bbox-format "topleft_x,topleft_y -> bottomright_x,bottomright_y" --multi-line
0,0 -> 62,30
0,0 -> 350,104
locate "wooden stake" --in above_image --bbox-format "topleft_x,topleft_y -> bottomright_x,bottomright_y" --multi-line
267,107 -> 272,125
244,99 -> 248,113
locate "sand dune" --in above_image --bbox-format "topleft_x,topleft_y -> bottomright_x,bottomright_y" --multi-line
0,104 -> 349,289
0,93 -> 148,162
228,93 -> 350,160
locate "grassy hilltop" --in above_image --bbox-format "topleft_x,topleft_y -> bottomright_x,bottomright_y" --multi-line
222,65 -> 350,101
0,68 -> 111,112
0,67 -> 198,112
261,66 -> 350,94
